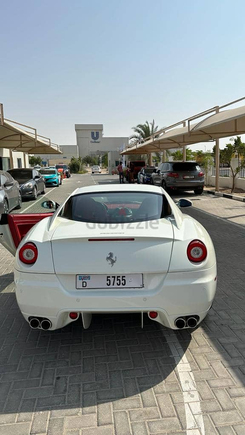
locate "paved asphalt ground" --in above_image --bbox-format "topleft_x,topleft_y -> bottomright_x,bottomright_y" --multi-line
0,173 -> 245,435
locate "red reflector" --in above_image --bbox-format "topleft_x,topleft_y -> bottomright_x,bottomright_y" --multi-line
69,312 -> 78,320
88,238 -> 135,242
187,240 -> 207,263
167,172 -> 179,178
149,311 -> 158,319
19,243 -> 38,265
198,171 -> 204,177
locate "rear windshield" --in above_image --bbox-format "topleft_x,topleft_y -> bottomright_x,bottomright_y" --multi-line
145,168 -> 155,174
39,169 -> 56,174
8,169 -> 32,182
172,162 -> 200,171
60,192 -> 170,223
131,161 -> 145,167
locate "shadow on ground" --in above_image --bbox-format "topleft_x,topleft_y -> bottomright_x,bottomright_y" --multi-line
0,292 -> 191,414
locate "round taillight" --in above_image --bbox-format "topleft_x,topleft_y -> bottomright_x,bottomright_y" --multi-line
19,243 -> 38,264
187,240 -> 207,263
149,311 -> 158,319
69,312 -> 78,320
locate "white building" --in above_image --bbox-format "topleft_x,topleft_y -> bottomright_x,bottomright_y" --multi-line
0,149 -> 29,170
75,124 -> 128,173
39,124 -> 129,174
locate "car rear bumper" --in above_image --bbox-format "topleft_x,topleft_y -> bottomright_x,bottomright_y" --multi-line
15,265 -> 217,330
44,180 -> 59,185
166,180 -> 204,189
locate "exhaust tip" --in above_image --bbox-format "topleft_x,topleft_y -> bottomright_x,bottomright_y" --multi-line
175,317 -> 186,329
41,319 -> 52,330
187,317 -> 198,328
29,318 -> 40,329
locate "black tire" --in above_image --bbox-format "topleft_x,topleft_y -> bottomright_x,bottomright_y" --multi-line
150,178 -> 154,185
32,187 -> 37,200
162,180 -> 167,190
57,182 -> 59,187
3,199 -> 9,213
16,193 -> 22,210
194,187 -> 203,195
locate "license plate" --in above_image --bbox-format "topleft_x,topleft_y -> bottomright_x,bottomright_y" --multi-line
76,274 -> 143,289
183,175 -> 194,179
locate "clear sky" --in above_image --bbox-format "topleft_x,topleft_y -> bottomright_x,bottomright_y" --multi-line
1,0 -> 245,150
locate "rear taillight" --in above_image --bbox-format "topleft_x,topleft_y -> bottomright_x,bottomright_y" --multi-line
167,172 -> 179,178
19,243 -> 38,264
187,240 -> 207,263
198,171 -> 204,177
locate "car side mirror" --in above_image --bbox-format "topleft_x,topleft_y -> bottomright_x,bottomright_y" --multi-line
177,199 -> 192,208
153,168 -> 157,173
157,169 -> 160,174
41,200 -> 59,210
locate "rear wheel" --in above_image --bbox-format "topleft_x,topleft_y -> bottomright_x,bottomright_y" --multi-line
194,187 -> 203,195
162,180 -> 167,190
150,178 -> 154,185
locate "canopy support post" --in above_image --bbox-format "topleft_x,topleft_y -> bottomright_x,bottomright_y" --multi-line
24,153 -> 28,168
0,104 -> 4,125
183,146 -> 186,161
215,138 -> 220,192
9,150 -> 14,169
148,153 -> 152,166
162,150 -> 166,162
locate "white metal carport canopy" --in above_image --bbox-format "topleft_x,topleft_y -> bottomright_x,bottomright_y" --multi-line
0,103 -> 62,155
122,97 -> 245,190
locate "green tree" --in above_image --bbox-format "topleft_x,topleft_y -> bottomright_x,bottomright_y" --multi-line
201,154 -> 214,186
220,137 -> 245,192
102,153 -> 108,167
69,157 -> 82,173
130,120 -> 159,143
82,155 -> 98,166
29,156 -> 42,166
171,148 -> 195,161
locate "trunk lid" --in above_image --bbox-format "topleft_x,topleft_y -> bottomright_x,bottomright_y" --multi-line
51,217 -> 174,274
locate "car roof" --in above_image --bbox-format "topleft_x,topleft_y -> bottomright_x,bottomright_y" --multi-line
71,184 -> 163,197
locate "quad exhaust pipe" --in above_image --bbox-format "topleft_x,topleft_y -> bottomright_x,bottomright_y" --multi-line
29,318 -> 52,330
175,317 -> 186,329
29,318 -> 40,329
175,316 -> 199,329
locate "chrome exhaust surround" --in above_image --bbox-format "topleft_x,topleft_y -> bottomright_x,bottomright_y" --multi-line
175,317 -> 186,329
29,318 -> 40,329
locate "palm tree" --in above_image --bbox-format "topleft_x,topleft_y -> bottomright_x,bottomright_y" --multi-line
130,120 -> 159,144
130,120 -> 161,164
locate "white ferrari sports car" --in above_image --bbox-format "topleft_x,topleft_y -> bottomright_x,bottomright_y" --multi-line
0,185 -> 217,331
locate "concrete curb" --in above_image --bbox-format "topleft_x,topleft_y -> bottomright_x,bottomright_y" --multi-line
206,189 -> 245,202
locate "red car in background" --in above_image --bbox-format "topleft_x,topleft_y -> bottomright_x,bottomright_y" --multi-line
55,164 -> 71,178
126,160 -> 145,182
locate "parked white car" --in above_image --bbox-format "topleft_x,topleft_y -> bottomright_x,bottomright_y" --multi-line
91,165 -> 101,174
0,185 -> 217,331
